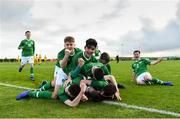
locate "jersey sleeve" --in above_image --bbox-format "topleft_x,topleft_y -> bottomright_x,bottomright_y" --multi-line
106,64 -> 111,74
57,50 -> 65,60
18,40 -> 24,49
144,58 -> 151,65
33,41 -> 35,55
102,65 -> 110,75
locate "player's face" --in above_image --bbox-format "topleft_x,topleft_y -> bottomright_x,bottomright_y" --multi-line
25,32 -> 31,39
64,42 -> 75,51
84,46 -> 96,57
133,52 -> 140,59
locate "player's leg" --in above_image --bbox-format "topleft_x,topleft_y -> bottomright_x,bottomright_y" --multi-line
136,72 -> 147,85
16,90 -> 52,100
29,56 -> 35,81
143,72 -> 173,86
51,68 -> 68,99
18,57 -> 26,72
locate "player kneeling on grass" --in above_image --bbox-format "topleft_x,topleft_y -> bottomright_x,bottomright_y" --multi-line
16,81 -> 87,107
18,31 -> 35,81
38,36 -> 82,99
132,50 -> 173,86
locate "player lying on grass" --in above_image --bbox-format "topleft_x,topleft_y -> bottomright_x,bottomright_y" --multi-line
81,67 -> 121,101
18,31 -> 35,81
66,56 -> 121,100
39,36 -> 82,99
132,50 -> 173,86
16,81 -> 87,107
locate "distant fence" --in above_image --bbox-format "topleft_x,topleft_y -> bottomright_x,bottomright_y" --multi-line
111,57 -> 180,61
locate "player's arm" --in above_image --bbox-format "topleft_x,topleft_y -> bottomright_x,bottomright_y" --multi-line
60,49 -> 71,69
132,71 -> 136,82
18,41 -> 24,49
150,57 -> 163,65
33,41 -> 35,55
64,82 -> 87,107
104,75 -> 121,101
70,58 -> 84,79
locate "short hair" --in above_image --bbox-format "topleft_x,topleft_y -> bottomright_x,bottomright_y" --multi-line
93,68 -> 104,80
25,31 -> 31,34
133,50 -> 140,54
103,83 -> 116,97
64,36 -> 75,43
68,84 -> 80,97
85,38 -> 97,48
100,52 -> 110,64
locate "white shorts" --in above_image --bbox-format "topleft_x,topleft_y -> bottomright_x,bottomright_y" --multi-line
136,72 -> 152,84
21,56 -> 34,65
54,66 -> 68,86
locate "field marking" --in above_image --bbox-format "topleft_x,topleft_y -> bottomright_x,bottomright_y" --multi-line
103,101 -> 180,117
0,82 -> 180,117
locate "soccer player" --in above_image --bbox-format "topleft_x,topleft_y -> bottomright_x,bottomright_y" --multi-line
16,81 -> 87,107
132,50 -> 173,86
39,36 -> 82,99
63,38 -> 98,85
18,31 -> 35,81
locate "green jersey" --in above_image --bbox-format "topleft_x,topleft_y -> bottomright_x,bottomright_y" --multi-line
132,58 -> 151,76
58,86 -> 69,103
90,78 -> 108,90
56,48 -> 82,74
81,62 -> 110,77
18,39 -> 35,56
106,63 -> 111,74
72,51 -> 98,68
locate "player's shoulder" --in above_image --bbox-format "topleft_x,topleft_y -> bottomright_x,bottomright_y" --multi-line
58,48 -> 66,54
141,58 -> 150,62
74,48 -> 82,53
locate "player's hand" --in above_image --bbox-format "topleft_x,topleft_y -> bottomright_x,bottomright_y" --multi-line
78,58 -> 84,67
80,82 -> 87,93
63,77 -> 72,87
65,49 -> 71,56
81,95 -> 88,102
115,91 -> 122,101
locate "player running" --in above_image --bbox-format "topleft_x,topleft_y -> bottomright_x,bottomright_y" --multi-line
18,31 -> 35,81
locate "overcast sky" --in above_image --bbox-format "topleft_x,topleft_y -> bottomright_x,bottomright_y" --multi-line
0,0 -> 180,59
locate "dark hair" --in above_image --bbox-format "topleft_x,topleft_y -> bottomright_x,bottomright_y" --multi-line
85,38 -> 97,48
103,83 -> 116,97
68,84 -> 81,97
64,36 -> 75,43
93,68 -> 104,80
100,52 -> 110,64
25,31 -> 31,34
133,50 -> 140,54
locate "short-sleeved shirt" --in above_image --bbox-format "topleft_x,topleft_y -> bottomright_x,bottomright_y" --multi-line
18,39 -> 35,56
55,48 -> 82,74
132,58 -> 151,76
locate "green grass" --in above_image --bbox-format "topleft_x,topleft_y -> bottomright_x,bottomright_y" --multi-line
0,61 -> 180,118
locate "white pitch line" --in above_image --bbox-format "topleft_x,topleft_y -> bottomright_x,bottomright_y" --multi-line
0,82 -> 36,90
0,82 -> 180,117
103,101 -> 180,117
